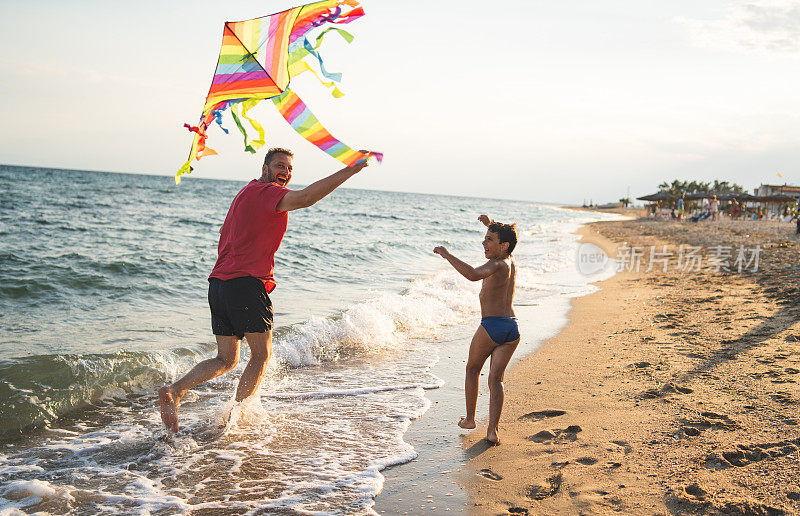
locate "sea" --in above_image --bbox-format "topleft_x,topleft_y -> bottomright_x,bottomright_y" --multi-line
0,164 -> 623,514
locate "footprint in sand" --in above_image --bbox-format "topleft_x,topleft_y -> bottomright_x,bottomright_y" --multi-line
528,426 -> 582,444
529,430 -> 556,443
519,409 -> 566,421
705,437 -> 800,468
700,411 -> 736,424
684,483 -> 708,501
526,473 -> 563,500
611,440 -> 633,454
478,468 -> 503,481
771,392 -> 797,405
680,412 -> 739,433
557,426 -> 582,442
642,382 -> 693,399
576,457 -> 598,465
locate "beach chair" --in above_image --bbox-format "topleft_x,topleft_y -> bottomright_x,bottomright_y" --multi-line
689,210 -> 711,223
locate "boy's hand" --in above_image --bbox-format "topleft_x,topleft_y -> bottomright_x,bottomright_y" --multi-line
478,214 -> 491,226
433,246 -> 449,258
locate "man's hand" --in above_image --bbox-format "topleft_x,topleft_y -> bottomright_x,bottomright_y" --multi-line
478,214 -> 491,227
344,160 -> 369,175
433,246 -> 450,258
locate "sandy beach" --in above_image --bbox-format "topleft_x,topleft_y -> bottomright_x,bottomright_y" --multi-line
462,215 -> 800,515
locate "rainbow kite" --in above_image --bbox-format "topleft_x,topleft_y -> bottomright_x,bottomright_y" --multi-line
177,0 -> 382,184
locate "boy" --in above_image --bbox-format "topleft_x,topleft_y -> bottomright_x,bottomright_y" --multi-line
433,214 -> 519,443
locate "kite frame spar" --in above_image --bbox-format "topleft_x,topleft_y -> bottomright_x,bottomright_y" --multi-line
177,0 -> 381,184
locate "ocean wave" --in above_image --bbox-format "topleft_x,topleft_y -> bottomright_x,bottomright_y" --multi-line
0,348 -> 206,438
173,217 -> 216,227
349,212 -> 405,220
0,272 -> 112,301
0,251 -> 201,305
274,270 -> 477,368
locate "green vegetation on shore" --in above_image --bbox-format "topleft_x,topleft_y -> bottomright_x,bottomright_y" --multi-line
657,179 -> 747,197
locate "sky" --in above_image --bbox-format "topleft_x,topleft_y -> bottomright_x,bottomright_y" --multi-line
1,0 -> 799,204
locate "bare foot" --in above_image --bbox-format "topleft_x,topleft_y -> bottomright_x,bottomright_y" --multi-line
486,427 -> 500,444
159,386 -> 179,433
458,417 -> 476,429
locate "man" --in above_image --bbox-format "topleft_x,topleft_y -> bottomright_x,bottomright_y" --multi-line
159,148 -> 369,432
433,214 -> 519,444
677,194 -> 684,221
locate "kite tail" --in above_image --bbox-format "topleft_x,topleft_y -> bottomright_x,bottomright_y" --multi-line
229,99 -> 268,155
272,88 -> 381,166
175,103 -> 229,183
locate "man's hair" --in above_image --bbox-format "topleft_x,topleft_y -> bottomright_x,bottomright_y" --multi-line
488,221 -> 518,255
264,147 -> 293,166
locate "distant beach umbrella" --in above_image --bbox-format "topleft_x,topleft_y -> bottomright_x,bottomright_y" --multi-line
636,191 -> 676,201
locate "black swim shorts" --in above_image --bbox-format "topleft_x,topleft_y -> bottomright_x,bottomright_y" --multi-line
208,276 -> 273,338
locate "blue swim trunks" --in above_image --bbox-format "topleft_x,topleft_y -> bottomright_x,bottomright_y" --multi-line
481,316 -> 520,345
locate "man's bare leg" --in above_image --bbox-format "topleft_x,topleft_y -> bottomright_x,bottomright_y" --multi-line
159,335 -> 240,432
459,326 -> 495,430
486,338 -> 520,444
235,331 -> 272,402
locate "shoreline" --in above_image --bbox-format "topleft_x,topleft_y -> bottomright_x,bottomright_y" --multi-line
460,217 -> 800,514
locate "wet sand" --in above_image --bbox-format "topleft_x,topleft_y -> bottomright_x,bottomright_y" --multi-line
461,217 -> 800,515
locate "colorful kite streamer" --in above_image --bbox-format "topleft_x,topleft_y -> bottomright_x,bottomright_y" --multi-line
177,0 -> 381,184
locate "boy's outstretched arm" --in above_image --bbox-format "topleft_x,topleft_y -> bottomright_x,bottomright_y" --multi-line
433,246 -> 501,281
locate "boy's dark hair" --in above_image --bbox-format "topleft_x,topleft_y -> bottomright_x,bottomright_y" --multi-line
264,147 -> 294,166
488,221 -> 517,255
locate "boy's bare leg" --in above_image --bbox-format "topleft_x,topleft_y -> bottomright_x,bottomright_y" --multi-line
235,331 -> 272,402
459,326 -> 496,430
159,335 -> 240,432
486,338 -> 520,444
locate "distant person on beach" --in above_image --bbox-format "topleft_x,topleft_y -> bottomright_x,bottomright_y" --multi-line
793,201 -> 800,233
710,195 -> 719,221
677,195 -> 684,221
433,215 -> 519,444
159,148 -> 369,432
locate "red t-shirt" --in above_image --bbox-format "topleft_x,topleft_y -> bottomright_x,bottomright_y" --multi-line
209,180 -> 290,293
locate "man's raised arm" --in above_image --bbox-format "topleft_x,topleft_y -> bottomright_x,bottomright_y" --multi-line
277,161 -> 369,212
